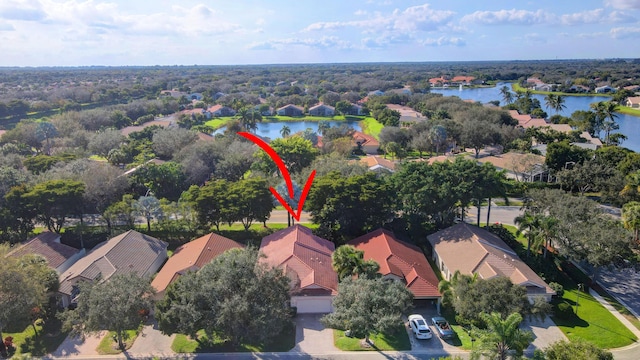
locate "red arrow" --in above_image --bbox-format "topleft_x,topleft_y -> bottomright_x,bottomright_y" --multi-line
238,132 -> 315,221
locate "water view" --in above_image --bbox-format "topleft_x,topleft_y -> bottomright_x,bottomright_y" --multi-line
432,83 -> 640,153
214,120 -> 362,140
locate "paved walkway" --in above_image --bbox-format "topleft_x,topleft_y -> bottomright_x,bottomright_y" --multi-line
49,331 -> 106,357
522,315 -> 567,352
291,314 -> 338,354
126,319 -> 176,357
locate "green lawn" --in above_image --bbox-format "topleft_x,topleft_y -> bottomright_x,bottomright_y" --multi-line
171,323 -> 295,353
488,224 -> 638,348
204,117 -> 234,129
333,325 -> 410,351
359,117 -> 384,139
617,106 -> 640,116
511,83 -> 611,97
4,318 -> 68,357
96,330 -> 138,354
551,286 -> 637,349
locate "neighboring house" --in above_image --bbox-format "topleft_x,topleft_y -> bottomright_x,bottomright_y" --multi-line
580,132 -> 603,147
160,90 -> 187,98
58,230 -> 168,308
308,103 -> 335,116
427,223 -> 555,302
255,104 -> 274,116
189,93 -> 203,101
259,225 -> 338,313
348,103 -> 364,116
595,85 -> 615,93
535,84 -> 554,92
451,76 -> 476,85
276,104 -> 304,117
352,131 -> 380,155
623,85 -> 640,92
625,96 -> 640,109
429,76 -> 449,86
7,231 -> 85,274
120,119 -> 174,137
196,132 -> 215,142
208,104 -> 236,117
526,78 -> 544,86
508,110 -> 548,128
348,229 -> 441,309
212,92 -> 226,101
368,90 -> 385,96
570,85 -> 590,93
386,87 -> 412,95
360,155 -> 396,173
475,152 -> 549,182
151,233 -> 244,299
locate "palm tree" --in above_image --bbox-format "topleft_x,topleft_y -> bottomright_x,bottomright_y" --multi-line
623,201 -> 640,243
601,101 -> 619,145
544,93 -> 558,114
331,245 -> 381,280
553,95 -> 566,115
317,121 -> 330,135
280,125 -> 291,138
515,212 -> 542,258
471,312 -> 534,360
500,86 -> 514,105
538,216 -> 559,259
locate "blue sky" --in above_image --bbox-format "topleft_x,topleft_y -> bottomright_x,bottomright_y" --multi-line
0,0 -> 639,66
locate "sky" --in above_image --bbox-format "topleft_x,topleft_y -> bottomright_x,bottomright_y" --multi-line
0,0 -> 640,67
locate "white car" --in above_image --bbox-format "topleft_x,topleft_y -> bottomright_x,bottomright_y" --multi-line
408,314 -> 433,340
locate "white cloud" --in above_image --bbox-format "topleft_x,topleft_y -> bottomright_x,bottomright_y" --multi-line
0,21 -> 15,30
461,9 -> 554,25
609,10 -> 637,23
304,3 -> 454,34
524,33 -> 546,43
421,36 -> 465,46
0,0 -> 46,21
606,0 -> 640,9
577,32 -> 606,38
249,36 -> 352,51
610,26 -> 640,38
560,9 -> 605,25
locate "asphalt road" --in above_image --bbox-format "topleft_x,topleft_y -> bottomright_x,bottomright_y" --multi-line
465,205 -> 522,226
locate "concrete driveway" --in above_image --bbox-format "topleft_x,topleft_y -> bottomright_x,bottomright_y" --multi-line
405,306 -> 461,353
291,313 -> 339,354
126,319 -> 175,357
50,331 -> 105,357
522,315 -> 567,352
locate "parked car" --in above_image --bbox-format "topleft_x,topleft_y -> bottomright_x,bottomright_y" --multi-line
408,314 -> 433,339
431,316 -> 455,339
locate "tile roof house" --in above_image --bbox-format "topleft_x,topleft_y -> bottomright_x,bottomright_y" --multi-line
352,131 -> 380,155
308,103 -> 335,117
207,104 -> 236,117
151,233 -> 244,298
348,229 -> 441,304
427,223 -> 555,302
476,152 -> 549,182
120,119 -> 174,137
508,110 -> 548,128
359,155 -> 396,173
58,230 -> 168,308
276,104 -> 304,117
625,96 -> 640,109
7,231 -> 85,274
259,225 -> 338,313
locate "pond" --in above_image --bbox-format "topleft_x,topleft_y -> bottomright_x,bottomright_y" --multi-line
214,120 -> 362,140
431,83 -> 640,153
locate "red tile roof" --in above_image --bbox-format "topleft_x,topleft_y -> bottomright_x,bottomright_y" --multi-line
508,110 -> 548,128
352,131 -> 379,147
8,231 -> 80,270
348,229 -> 441,299
260,225 -> 338,295
151,233 -> 244,294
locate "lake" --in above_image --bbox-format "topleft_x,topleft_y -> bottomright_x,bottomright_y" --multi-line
214,120 -> 362,140
431,83 -> 640,153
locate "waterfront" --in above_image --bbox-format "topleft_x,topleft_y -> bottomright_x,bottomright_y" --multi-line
432,83 -> 640,152
214,120 -> 362,140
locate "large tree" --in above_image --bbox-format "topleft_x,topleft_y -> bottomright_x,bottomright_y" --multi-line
253,136 -> 318,175
543,338 -> 613,360
306,172 -> 395,242
231,177 -> 274,230
60,273 -> 155,351
23,179 -> 85,233
156,247 -> 292,347
470,312 -> 534,360
321,277 -> 413,343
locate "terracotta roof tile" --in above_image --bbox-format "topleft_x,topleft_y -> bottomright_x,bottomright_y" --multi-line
151,233 -> 244,294
260,225 -> 338,295
348,229 -> 441,298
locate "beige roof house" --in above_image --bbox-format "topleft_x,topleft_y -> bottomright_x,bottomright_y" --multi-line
151,233 -> 243,297
7,231 -> 85,274
360,155 -> 396,172
508,110 -> 548,128
58,230 -> 167,307
259,225 -> 338,313
427,223 -> 555,301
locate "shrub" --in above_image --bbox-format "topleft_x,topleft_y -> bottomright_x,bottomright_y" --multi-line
556,301 -> 574,319
549,282 -> 564,298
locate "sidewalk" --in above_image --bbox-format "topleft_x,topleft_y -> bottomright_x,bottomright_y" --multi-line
589,288 -> 640,340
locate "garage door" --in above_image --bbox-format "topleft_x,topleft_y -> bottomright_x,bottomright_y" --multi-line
293,297 -> 333,313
